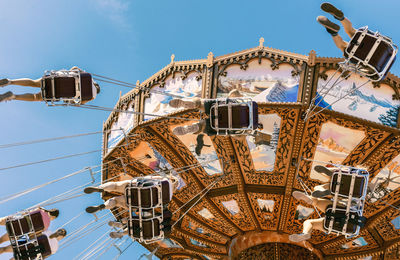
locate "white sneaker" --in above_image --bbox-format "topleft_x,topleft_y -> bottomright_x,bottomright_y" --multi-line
289,233 -> 311,242
292,191 -> 313,204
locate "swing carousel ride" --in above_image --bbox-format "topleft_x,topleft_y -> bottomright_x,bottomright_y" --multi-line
4,6 -> 400,260
97,34 -> 400,259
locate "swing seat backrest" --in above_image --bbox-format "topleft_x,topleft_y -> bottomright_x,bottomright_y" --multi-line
344,27 -> 397,81
323,206 -> 363,235
6,211 -> 45,237
14,234 -> 51,260
204,99 -> 258,135
129,217 -> 161,240
126,179 -> 171,208
42,72 -> 95,102
329,171 -> 367,199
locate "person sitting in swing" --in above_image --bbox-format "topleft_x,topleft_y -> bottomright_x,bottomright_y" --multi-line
169,89 -> 258,136
289,191 -> 333,242
311,165 -> 369,199
289,189 -> 366,242
0,66 -> 100,104
316,2 -> 396,80
0,208 -> 59,245
109,210 -> 173,240
84,176 -> 177,214
0,228 -> 66,258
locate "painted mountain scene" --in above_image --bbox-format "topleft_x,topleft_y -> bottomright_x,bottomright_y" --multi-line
316,71 -> 400,127
144,73 -> 202,121
310,121 -> 365,181
217,59 -> 299,102
107,100 -> 135,152
246,114 -> 281,172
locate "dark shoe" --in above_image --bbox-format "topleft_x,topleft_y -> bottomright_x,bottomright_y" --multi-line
314,165 -> 333,177
321,2 -> 344,21
312,189 -> 331,198
0,79 -> 9,87
86,204 -> 105,213
317,16 -> 340,35
0,91 -> 15,102
84,186 -> 104,194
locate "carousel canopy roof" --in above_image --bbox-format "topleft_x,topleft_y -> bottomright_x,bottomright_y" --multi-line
101,41 -> 400,259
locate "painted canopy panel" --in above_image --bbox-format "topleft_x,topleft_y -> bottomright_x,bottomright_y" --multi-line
310,121 -> 365,181
144,73 -> 202,121
316,71 -> 400,127
107,100 -> 135,152
217,59 -> 299,102
246,113 -> 281,171
171,121 -> 222,176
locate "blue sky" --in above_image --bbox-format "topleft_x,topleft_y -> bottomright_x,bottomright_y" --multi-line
1,0 -> 400,259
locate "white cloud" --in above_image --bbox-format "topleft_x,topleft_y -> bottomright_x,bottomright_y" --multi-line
92,0 -> 130,29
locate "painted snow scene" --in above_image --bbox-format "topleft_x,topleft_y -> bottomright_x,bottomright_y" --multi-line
246,114 -> 281,171
310,122 -> 365,182
172,121 -> 222,176
143,73 -> 202,121
368,154 -> 400,203
316,71 -> 400,127
217,59 -> 299,102
129,142 -> 186,190
106,100 -> 135,152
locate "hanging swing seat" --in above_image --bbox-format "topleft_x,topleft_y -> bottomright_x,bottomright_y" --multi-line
204,98 -> 259,136
6,211 -> 46,237
322,166 -> 369,238
13,234 -> 52,260
329,168 -> 369,200
127,210 -> 172,244
323,205 -> 366,238
125,177 -> 172,209
342,26 -> 397,82
41,69 -> 96,105
5,212 -> 49,260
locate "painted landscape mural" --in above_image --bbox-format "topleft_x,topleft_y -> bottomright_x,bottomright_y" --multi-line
107,100 -> 135,152
311,122 -> 365,181
246,114 -> 281,171
217,59 -> 299,102
172,121 -> 222,176
144,73 -> 202,121
316,71 -> 400,127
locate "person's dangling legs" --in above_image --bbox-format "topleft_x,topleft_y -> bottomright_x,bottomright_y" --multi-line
86,195 -> 126,213
289,217 -> 325,242
172,120 -> 206,136
317,16 -> 348,52
0,78 -> 41,88
321,2 -> 356,38
84,180 -> 131,194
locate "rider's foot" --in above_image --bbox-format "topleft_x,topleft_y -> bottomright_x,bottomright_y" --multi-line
321,2 -> 344,21
317,16 -> 340,36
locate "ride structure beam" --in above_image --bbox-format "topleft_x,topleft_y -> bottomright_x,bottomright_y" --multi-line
228,135 -> 262,231
144,125 -> 244,234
